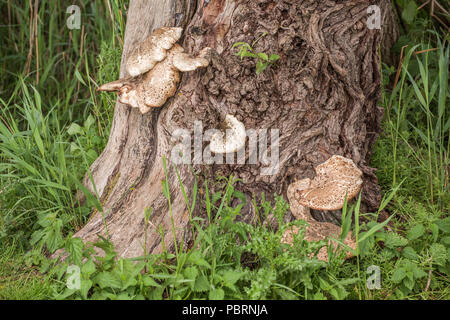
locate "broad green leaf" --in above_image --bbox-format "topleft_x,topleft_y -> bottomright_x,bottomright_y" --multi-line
209,288 -> 224,300
407,224 -> 425,241
95,272 -> 122,289
402,246 -> 419,260
391,268 -> 406,283
67,123 -> 83,136
80,279 -> 93,300
81,259 -> 96,275
84,115 -> 95,130
401,1 -> 418,24
65,237 -> 84,265
194,275 -> 210,292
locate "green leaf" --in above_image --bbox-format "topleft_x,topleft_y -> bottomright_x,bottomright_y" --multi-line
84,115 -> 95,131
435,218 -> 450,234
80,279 -> 93,300
391,268 -> 406,283
194,275 -> 210,292
67,123 -> 83,136
312,292 -> 327,300
232,42 -> 248,48
407,224 -> 425,241
65,237 -> 84,265
142,276 -> 161,287
401,1 -> 418,24
222,270 -> 244,286
81,259 -> 96,275
402,246 -> 419,260
184,266 -> 198,280
255,60 -> 268,74
75,69 -> 87,86
269,54 -> 280,61
45,220 -> 64,252
257,52 -> 269,61
384,232 -> 408,248
187,251 -> 211,269
358,215 -> 394,243
209,288 -> 224,300
430,243 -> 447,266
411,266 -> 427,279
95,272 -> 122,289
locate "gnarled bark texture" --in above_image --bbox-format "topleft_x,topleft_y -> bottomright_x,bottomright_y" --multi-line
75,0 -> 398,258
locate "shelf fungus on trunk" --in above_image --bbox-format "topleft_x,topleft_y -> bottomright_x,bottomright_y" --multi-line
209,114 -> 247,154
97,27 -> 210,114
282,155 -> 363,262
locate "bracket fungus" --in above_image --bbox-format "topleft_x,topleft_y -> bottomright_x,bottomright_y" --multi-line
295,155 -> 363,211
126,27 -> 183,77
209,114 -> 247,154
282,155 -> 363,262
98,27 -> 210,114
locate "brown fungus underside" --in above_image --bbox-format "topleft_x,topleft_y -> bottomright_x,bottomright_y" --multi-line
72,0 -> 398,259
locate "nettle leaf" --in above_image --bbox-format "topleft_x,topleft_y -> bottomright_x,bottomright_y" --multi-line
67,123 -> 83,136
384,232 -> 408,248
80,279 -> 93,300
95,271 -> 122,289
391,268 -> 406,283
441,236 -> 450,246
435,217 -> 450,234
411,265 -> 427,279
402,246 -> 419,260
30,229 -> 46,246
430,243 -> 447,266
81,259 -> 96,276
65,237 -> 84,265
407,224 -> 425,241
142,275 -> 161,287
187,251 -> 211,269
221,270 -> 244,286
403,274 -> 415,290
193,275 -> 210,292
209,288 -> 225,300
184,266 -> 199,280
45,220 -> 64,252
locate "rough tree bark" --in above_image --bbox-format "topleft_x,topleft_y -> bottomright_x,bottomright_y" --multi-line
74,0 -> 398,258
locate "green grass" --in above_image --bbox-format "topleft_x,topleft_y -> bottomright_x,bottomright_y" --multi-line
0,0 -> 448,300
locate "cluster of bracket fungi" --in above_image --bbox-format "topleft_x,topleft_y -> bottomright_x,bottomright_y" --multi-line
283,155 -> 363,262
98,27 -> 247,154
98,28 -> 364,262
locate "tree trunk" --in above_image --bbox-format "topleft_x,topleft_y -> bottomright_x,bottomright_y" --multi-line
74,0 -> 398,258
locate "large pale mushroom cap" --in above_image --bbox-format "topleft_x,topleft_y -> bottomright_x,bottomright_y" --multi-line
295,155 -> 363,211
126,27 -> 183,77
